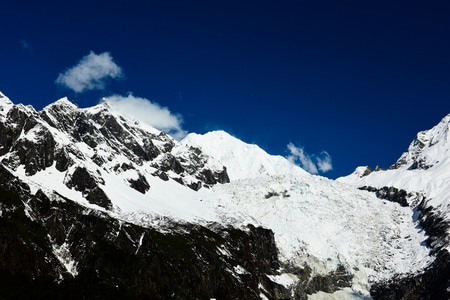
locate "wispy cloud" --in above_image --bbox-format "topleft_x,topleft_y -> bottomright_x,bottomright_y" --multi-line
316,151 -> 333,172
286,142 -> 333,174
104,94 -> 187,140
55,51 -> 124,93
20,40 -> 31,50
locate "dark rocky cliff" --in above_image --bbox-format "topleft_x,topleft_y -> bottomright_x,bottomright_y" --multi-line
0,165 -> 289,299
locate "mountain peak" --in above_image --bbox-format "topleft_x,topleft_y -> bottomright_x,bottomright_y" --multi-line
199,130 -> 237,140
0,91 -> 14,115
390,113 -> 450,171
43,97 -> 78,111
182,131 -> 308,180
97,97 -> 113,109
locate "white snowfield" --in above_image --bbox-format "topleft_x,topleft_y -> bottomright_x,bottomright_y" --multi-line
0,92 -> 441,299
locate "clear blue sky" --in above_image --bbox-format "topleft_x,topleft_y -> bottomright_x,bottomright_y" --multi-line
1,0 -> 450,178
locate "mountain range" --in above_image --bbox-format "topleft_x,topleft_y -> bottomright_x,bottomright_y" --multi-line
0,91 -> 448,299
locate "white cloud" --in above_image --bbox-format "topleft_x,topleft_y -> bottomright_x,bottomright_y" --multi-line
55,51 -> 123,93
286,143 -> 318,174
104,94 -> 187,140
286,143 -> 333,174
316,151 -> 333,172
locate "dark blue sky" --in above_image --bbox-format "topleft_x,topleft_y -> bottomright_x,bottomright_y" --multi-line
2,0 -> 450,178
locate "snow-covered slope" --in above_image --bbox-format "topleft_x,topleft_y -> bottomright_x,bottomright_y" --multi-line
338,113 -> 450,253
181,130 -> 434,297
215,175 -> 432,292
0,92 -> 442,298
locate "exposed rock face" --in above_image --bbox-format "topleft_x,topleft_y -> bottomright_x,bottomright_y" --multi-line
359,186 -> 410,207
417,200 -> 450,256
54,148 -> 72,171
128,173 -> 150,194
65,167 -> 112,209
0,108 -> 56,176
280,264 -> 352,300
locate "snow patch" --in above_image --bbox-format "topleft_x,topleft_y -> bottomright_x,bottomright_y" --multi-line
266,273 -> 297,288
49,236 -> 78,277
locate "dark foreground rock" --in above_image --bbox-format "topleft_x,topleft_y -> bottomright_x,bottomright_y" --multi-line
0,165 -> 288,299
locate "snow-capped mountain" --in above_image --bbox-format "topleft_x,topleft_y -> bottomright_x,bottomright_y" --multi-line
0,91 -> 448,299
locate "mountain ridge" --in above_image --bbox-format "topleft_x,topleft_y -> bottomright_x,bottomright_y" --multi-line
0,92 -> 448,299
